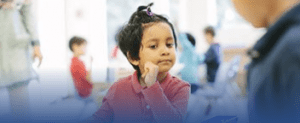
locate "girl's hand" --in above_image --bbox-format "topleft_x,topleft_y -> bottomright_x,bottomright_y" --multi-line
141,61 -> 159,87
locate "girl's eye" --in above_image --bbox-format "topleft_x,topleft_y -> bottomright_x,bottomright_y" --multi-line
167,43 -> 174,48
150,45 -> 157,49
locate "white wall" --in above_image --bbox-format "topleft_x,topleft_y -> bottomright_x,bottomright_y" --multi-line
152,0 -> 170,17
178,0 -> 187,31
37,0 -> 67,70
216,27 -> 266,49
33,0 -> 68,103
186,0 -> 210,53
88,0 -> 108,82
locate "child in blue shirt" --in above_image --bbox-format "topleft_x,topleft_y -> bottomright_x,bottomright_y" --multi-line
203,26 -> 221,83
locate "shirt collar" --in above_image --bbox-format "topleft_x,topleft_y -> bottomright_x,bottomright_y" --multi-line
131,71 -> 171,94
72,56 -> 79,61
211,42 -> 219,45
247,3 -> 300,60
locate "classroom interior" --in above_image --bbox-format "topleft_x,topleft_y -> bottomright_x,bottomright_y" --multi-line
0,0 -> 267,122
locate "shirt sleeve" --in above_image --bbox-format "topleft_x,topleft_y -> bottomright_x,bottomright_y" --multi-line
197,54 -> 205,65
71,62 -> 91,85
178,34 -> 194,64
179,52 -> 187,64
141,81 -> 190,123
92,97 -> 114,123
252,42 -> 300,123
204,46 -> 217,63
92,83 -> 117,123
179,34 -> 194,50
20,2 -> 39,46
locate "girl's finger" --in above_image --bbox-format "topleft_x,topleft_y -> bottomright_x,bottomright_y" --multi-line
142,68 -> 149,78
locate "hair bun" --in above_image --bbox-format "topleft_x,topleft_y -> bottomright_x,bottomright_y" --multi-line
137,6 -> 147,12
137,2 -> 154,12
148,3 -> 153,7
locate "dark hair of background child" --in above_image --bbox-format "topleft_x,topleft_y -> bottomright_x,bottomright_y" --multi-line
185,33 -> 196,47
204,26 -> 215,37
69,36 -> 87,52
117,3 -> 177,76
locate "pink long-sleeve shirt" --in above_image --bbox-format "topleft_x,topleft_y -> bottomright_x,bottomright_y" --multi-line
92,71 -> 190,123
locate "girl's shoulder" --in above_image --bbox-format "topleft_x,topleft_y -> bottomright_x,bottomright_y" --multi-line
163,76 -> 190,98
113,75 -> 133,86
105,75 -> 135,99
108,74 -> 134,91
169,76 -> 191,87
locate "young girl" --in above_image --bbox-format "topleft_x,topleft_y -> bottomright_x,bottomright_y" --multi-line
88,3 -> 190,123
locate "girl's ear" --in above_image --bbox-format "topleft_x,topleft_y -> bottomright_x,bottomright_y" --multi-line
127,51 -> 139,66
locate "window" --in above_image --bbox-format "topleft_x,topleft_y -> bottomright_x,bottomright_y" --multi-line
215,0 -> 251,29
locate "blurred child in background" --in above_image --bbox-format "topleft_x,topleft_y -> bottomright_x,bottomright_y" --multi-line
203,26 -> 221,83
179,33 -> 205,94
69,36 -> 109,102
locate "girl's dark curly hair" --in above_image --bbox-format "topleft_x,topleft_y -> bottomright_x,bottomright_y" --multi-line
117,3 -> 177,74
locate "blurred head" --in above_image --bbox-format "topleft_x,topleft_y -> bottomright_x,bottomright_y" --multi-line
231,0 -> 300,27
69,36 -> 87,56
204,26 -> 215,44
231,0 -> 269,27
117,3 -> 177,75
186,33 -> 196,47
0,0 -> 31,8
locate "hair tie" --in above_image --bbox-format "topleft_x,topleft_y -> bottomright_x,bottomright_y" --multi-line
146,6 -> 153,16
146,3 -> 154,16
136,3 -> 154,17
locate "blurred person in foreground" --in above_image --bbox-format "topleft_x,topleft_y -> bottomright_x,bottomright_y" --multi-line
231,0 -> 300,122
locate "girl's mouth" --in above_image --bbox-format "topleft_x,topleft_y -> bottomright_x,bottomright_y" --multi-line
158,60 -> 172,64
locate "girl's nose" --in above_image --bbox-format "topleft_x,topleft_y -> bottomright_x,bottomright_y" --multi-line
160,46 -> 170,56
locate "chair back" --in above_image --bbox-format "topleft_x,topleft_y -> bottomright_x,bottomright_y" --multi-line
213,62 -> 231,94
227,55 -> 241,83
213,55 -> 241,95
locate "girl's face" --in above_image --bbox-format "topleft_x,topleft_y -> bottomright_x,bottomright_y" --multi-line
137,22 -> 176,74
